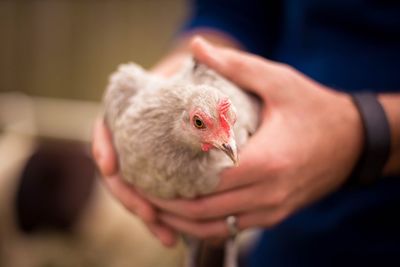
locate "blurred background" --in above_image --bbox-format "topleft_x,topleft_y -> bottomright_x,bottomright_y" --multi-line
0,0 -> 186,100
0,1 -> 188,266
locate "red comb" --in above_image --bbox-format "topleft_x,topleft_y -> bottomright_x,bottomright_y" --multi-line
218,98 -> 231,114
218,98 -> 231,136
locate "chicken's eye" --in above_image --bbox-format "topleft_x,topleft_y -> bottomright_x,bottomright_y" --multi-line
193,116 -> 206,129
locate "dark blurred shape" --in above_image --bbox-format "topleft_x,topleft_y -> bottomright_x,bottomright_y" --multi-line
15,138 -> 96,233
198,243 -> 224,267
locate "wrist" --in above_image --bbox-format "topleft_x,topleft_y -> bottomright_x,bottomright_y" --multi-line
337,92 -> 365,181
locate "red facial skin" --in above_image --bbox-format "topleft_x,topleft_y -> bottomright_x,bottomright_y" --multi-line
201,143 -> 213,152
217,98 -> 233,137
190,98 -> 235,152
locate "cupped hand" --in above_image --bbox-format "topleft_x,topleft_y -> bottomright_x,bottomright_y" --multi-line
91,44 -> 200,246
146,37 -> 364,240
92,118 -> 178,247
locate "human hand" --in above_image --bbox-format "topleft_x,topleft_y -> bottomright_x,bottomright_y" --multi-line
146,37 -> 364,239
92,119 -> 178,246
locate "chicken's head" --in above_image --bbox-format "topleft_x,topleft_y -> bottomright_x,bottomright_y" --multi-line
181,85 -> 238,164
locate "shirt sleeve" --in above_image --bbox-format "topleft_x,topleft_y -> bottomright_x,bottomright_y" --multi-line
181,0 -> 281,58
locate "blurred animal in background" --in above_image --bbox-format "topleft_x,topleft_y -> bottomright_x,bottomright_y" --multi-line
104,58 -> 260,267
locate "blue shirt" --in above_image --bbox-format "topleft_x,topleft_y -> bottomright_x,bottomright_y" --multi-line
184,0 -> 400,266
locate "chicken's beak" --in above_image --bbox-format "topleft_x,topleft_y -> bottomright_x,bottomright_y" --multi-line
219,139 -> 238,166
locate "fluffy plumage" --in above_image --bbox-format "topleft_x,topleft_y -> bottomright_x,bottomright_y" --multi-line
104,59 -> 259,199
104,58 -> 260,267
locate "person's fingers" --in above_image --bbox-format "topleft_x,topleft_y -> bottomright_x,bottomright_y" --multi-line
103,174 -> 157,223
190,36 -> 281,98
216,117 -> 283,192
147,181 -> 282,220
159,207 -> 290,240
216,137 -> 265,192
101,171 -> 179,247
92,118 -> 118,176
159,212 -> 231,239
147,222 -> 179,247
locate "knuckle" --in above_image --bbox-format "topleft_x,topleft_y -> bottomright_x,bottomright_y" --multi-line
271,190 -> 289,207
262,188 -> 288,208
266,155 -> 293,175
225,51 -> 258,73
276,62 -> 295,74
277,64 -> 300,84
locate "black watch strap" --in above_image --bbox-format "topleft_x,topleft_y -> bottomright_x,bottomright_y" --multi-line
350,93 -> 391,185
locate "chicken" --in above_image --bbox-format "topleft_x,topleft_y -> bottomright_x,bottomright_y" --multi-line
103,58 -> 260,267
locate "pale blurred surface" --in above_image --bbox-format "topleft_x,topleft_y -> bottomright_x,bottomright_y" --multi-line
0,0 -> 187,266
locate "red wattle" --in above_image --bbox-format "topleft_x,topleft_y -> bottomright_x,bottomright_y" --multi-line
201,143 -> 212,152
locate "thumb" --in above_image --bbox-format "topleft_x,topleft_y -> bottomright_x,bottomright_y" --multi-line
190,36 -> 279,98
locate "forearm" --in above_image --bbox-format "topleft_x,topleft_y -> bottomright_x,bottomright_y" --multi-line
379,93 -> 400,175
151,30 -> 242,76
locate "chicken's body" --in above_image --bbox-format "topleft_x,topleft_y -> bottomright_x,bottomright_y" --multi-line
104,58 -> 260,267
